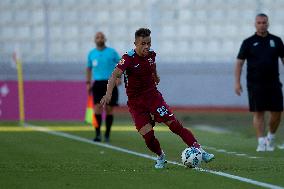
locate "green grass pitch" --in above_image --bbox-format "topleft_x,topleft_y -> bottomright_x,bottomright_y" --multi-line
1,112 -> 284,189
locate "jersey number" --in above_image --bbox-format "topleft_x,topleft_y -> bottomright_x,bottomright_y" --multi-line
157,106 -> 169,117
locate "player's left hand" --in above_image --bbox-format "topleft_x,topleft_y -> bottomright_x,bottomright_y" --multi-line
100,94 -> 112,107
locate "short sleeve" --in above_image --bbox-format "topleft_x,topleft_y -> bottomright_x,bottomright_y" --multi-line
237,40 -> 248,60
278,38 -> 284,58
116,54 -> 131,72
87,53 -> 92,68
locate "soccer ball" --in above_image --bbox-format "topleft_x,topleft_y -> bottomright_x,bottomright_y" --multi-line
181,147 -> 202,168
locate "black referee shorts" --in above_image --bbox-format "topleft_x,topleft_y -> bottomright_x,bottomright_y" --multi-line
247,86 -> 283,112
92,80 -> 118,106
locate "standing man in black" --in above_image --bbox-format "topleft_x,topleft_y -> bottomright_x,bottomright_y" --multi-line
235,13 -> 284,152
86,32 -> 121,142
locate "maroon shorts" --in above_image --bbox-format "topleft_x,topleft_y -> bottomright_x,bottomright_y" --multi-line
127,91 -> 175,131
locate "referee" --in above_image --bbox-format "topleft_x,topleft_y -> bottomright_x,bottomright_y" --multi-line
234,13 -> 284,152
86,32 -> 121,142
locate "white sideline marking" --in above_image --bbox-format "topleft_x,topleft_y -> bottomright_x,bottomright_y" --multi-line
202,145 -> 262,159
193,125 -> 263,159
216,149 -> 227,152
227,151 -> 237,154
26,125 -> 284,189
236,153 -> 247,156
193,124 -> 232,134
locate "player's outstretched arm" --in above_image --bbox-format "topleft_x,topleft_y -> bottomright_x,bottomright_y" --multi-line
100,68 -> 123,106
234,59 -> 245,96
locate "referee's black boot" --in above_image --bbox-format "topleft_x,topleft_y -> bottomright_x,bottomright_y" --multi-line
104,137 -> 110,143
93,135 -> 101,142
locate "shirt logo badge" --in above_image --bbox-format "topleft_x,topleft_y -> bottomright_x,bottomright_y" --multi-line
148,58 -> 154,65
253,42 -> 259,46
92,59 -> 98,67
270,40 -> 275,47
134,64 -> 140,68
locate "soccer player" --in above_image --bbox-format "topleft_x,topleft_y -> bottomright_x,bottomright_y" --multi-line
86,32 -> 121,142
234,13 -> 284,151
100,28 -> 214,168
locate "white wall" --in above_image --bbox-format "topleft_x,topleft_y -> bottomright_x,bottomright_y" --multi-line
1,0 -> 284,64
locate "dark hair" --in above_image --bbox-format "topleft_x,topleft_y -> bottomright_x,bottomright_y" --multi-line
256,13 -> 268,19
135,28 -> 151,39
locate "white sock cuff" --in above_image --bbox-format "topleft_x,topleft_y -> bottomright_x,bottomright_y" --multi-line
267,132 -> 275,139
258,137 -> 266,144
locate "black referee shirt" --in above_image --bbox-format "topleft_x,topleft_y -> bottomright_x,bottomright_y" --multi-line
237,32 -> 284,88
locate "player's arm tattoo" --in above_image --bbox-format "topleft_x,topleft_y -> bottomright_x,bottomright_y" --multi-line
114,68 -> 123,78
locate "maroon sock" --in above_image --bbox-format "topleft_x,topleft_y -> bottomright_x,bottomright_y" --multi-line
168,120 -> 198,147
142,130 -> 162,156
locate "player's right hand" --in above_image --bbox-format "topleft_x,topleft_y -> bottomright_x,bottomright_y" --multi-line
235,83 -> 242,96
100,94 -> 112,107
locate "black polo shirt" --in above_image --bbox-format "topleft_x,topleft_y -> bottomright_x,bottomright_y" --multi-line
237,32 -> 284,88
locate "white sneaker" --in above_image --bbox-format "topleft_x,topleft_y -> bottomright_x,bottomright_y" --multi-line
256,143 -> 266,152
155,152 -> 167,169
256,137 -> 266,152
277,143 -> 284,150
266,137 -> 275,151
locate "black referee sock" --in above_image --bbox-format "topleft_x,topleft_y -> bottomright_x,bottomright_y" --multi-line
105,115 -> 113,139
95,114 -> 102,138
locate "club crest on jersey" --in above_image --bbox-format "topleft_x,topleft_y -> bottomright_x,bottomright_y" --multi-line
270,40 -> 275,47
92,59 -> 98,67
119,58 -> 125,65
148,58 -> 154,65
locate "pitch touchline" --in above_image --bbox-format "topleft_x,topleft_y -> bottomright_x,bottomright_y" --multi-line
0,126 -> 263,159
202,146 -> 262,159
26,124 -> 283,189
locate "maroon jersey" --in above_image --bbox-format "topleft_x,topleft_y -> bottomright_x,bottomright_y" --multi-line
116,49 -> 157,99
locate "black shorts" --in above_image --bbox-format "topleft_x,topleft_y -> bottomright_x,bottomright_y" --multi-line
247,86 -> 283,112
92,80 -> 118,106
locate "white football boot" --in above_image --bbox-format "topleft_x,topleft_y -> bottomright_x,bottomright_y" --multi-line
155,152 -> 167,169
277,143 -> 284,150
199,148 -> 215,163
